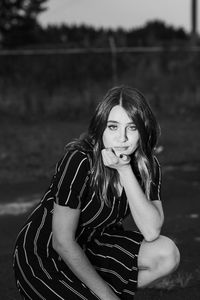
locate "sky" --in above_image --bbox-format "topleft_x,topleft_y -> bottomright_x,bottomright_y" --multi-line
38,0 -> 199,34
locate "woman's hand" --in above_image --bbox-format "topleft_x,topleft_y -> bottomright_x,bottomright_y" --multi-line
101,148 -> 131,171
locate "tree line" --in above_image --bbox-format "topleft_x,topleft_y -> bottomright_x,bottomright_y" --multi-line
0,0 -> 190,48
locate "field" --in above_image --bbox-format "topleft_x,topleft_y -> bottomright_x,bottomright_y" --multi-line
0,111 -> 200,299
1,110 -> 200,184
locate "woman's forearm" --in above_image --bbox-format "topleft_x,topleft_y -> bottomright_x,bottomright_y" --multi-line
53,239 -> 119,300
118,165 -> 163,241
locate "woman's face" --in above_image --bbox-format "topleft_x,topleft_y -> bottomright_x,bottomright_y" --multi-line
102,105 -> 139,156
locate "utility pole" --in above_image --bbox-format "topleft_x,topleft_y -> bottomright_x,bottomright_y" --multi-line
191,0 -> 198,44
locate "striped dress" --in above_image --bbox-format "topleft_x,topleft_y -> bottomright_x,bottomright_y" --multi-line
13,149 -> 161,300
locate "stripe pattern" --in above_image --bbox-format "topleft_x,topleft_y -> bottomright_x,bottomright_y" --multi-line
13,150 -> 161,299
150,156 -> 162,201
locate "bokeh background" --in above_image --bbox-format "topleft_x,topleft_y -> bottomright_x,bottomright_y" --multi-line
0,1 -> 200,299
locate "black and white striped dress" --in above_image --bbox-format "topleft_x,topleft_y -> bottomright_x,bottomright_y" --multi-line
13,149 -> 161,300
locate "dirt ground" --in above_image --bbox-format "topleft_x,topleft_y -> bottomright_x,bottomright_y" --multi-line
0,116 -> 200,299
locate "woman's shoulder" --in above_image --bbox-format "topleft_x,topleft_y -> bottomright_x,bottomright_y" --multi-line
56,148 -> 92,174
65,148 -> 91,164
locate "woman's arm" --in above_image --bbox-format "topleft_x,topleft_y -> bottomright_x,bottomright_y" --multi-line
52,203 -> 120,300
118,164 -> 164,241
102,149 -> 164,242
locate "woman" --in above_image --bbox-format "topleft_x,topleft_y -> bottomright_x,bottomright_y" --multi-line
13,86 -> 180,300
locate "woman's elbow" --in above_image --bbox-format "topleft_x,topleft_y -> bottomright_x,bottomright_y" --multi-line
143,211 -> 164,242
144,227 -> 162,242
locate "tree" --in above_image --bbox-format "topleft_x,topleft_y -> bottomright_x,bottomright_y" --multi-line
0,0 -> 48,47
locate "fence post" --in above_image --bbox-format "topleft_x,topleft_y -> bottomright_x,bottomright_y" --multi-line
109,36 -> 117,85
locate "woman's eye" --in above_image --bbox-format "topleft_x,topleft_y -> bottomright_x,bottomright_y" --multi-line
128,125 -> 136,131
108,125 -> 118,130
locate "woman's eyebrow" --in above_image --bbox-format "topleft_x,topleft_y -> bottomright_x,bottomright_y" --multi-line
107,120 -> 118,123
107,120 -> 135,124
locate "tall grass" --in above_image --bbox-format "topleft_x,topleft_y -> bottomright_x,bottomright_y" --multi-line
0,51 -> 200,120
154,271 -> 194,290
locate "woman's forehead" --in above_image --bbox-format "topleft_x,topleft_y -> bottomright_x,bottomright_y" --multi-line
107,105 -> 133,123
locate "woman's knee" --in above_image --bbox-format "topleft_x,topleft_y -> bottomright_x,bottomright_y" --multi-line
157,235 -> 180,275
138,235 -> 180,275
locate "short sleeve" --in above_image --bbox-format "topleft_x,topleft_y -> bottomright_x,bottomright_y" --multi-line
53,150 -> 90,208
149,156 -> 162,201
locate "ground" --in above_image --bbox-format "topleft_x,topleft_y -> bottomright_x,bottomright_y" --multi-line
0,115 -> 200,299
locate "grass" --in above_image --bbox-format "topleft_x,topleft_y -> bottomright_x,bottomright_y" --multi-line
154,271 -> 194,290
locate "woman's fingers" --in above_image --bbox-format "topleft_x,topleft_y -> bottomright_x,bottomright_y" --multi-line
119,154 -> 131,163
101,148 -> 130,169
101,148 -> 118,166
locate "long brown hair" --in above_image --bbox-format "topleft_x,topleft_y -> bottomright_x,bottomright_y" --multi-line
66,86 -> 160,205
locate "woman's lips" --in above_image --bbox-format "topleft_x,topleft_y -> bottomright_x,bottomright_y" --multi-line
114,146 -> 129,151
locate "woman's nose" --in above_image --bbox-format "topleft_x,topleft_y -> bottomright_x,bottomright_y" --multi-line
118,129 -> 128,142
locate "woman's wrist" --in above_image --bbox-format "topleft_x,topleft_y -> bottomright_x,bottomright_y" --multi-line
117,163 -> 132,174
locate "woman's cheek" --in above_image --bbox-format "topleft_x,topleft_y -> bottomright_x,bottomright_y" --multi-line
102,131 -> 114,148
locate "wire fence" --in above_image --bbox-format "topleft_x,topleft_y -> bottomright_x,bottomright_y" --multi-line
1,45 -> 200,56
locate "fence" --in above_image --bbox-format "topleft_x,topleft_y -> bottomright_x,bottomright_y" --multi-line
0,45 -> 200,119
